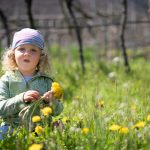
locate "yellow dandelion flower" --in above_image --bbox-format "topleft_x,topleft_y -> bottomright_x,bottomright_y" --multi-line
32,116 -> 41,123
147,115 -> 150,121
62,117 -> 69,124
82,127 -> 89,134
51,82 -> 63,99
41,107 -> 52,116
109,125 -> 121,131
28,143 -> 43,150
35,126 -> 43,135
100,100 -> 104,106
96,100 -> 104,108
119,127 -> 129,134
132,121 -> 145,129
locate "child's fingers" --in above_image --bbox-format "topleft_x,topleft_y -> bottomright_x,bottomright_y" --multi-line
23,90 -> 41,102
43,91 -> 54,101
30,93 -> 40,100
24,95 -> 35,103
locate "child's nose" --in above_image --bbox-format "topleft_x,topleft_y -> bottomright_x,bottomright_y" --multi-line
24,50 -> 31,55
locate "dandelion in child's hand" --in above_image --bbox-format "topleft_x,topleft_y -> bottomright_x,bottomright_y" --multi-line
35,125 -> 43,135
41,107 -> 52,116
32,116 -> 41,123
28,143 -> 43,150
51,82 -> 63,99
82,127 -> 89,134
109,124 -> 121,131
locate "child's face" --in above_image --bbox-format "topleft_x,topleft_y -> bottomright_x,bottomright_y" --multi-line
14,44 -> 41,76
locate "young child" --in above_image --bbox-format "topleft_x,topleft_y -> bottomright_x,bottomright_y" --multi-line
0,28 -> 63,139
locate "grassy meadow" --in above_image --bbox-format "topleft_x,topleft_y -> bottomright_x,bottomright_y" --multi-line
0,45 -> 150,150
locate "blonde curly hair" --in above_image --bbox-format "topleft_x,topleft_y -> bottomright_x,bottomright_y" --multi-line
2,47 -> 50,74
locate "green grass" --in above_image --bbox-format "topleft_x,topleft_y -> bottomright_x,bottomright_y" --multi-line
0,46 -> 150,149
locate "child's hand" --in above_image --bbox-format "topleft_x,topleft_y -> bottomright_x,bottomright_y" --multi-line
23,90 -> 41,103
42,90 -> 54,103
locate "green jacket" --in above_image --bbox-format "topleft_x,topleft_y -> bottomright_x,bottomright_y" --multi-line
0,70 -> 63,129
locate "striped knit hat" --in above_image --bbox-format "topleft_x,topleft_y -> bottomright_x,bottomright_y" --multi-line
11,28 -> 44,49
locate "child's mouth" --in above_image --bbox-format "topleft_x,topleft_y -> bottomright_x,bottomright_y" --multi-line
24,59 -> 30,63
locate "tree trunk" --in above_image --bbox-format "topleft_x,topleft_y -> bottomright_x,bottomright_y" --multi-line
25,0 -> 36,29
120,0 -> 130,72
65,0 -> 85,74
0,9 -> 10,47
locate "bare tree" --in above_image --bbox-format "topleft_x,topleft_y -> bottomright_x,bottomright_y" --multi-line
60,0 -> 85,73
120,0 -> 130,72
24,0 -> 36,29
0,8 -> 10,47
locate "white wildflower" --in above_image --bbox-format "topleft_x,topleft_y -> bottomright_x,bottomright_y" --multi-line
108,72 -> 117,81
113,56 -> 120,66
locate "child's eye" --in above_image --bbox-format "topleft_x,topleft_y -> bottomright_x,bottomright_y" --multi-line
17,48 -> 25,52
31,49 -> 37,52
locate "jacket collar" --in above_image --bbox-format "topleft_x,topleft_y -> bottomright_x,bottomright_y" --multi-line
7,70 -> 53,81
